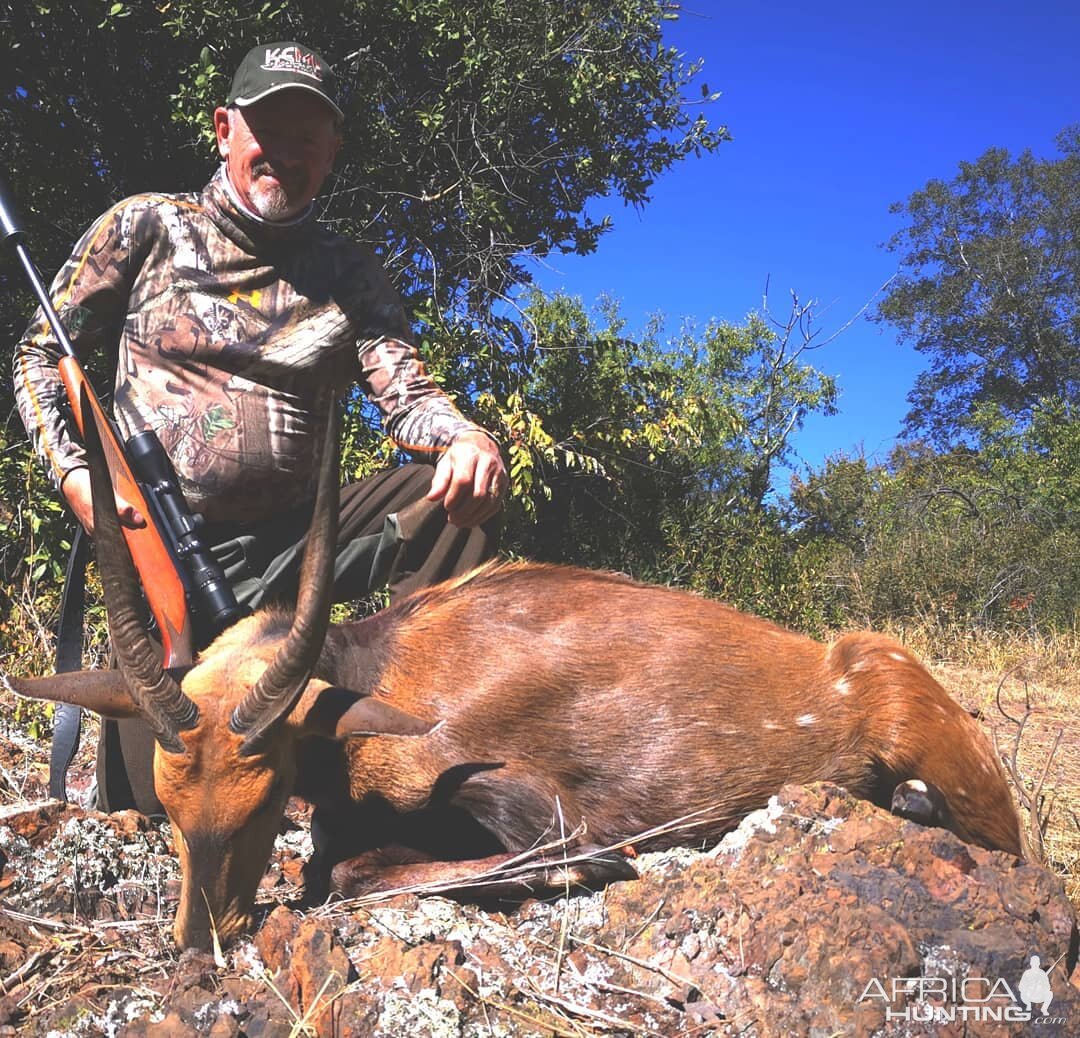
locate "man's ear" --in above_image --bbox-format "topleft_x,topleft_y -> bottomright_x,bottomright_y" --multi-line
4,670 -> 141,719
213,106 -> 232,159
291,680 -> 436,739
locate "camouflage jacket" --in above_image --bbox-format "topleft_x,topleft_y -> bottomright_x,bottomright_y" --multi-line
13,167 -> 484,522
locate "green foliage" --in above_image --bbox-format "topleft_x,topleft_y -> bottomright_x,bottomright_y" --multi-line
498,293 -> 694,566
658,499 -> 844,633
0,424 -> 98,722
875,126 -> 1080,447
488,293 -> 841,629
791,401 -> 1080,635
860,126 -> 1079,634
665,304 -> 837,509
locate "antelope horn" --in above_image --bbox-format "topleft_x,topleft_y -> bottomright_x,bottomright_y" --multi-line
4,669 -> 140,718
231,405 -> 340,753
80,388 -> 198,753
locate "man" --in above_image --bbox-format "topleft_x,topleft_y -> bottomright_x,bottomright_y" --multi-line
13,41 -> 506,812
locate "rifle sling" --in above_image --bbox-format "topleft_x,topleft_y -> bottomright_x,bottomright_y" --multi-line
48,525 -> 88,801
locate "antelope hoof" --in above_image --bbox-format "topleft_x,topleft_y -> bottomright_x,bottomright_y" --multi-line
891,779 -> 953,831
541,846 -> 639,890
483,845 -> 639,899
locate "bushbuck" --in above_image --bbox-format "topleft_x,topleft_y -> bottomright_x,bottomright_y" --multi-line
7,407 -> 1022,951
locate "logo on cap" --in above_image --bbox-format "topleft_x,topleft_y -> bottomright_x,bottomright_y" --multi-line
260,46 -> 324,82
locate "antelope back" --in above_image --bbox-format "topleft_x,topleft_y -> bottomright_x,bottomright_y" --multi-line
325,562 -> 1022,857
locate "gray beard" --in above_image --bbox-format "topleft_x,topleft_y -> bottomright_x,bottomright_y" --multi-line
249,179 -> 293,220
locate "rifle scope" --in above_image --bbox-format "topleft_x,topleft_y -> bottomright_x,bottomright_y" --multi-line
126,432 -> 249,640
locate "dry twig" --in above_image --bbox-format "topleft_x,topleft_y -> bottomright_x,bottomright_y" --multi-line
994,667 -> 1064,865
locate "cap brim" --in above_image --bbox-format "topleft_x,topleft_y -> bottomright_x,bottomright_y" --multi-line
232,82 -> 344,122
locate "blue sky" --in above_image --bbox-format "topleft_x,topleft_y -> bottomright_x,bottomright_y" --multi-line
529,1 -> 1080,490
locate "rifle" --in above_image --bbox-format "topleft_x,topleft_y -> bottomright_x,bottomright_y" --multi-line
0,179 -> 247,791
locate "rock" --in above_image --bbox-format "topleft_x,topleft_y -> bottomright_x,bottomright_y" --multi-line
253,904 -> 302,977
250,907 -> 357,1035
0,799 -> 68,840
290,917 -> 356,1034
312,782 -> 1078,1037
0,803 -> 178,920
0,782 -> 1075,1036
588,781 -> 1080,1035
142,1011 -> 197,1037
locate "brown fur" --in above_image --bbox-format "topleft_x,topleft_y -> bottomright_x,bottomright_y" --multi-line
15,561 -> 1023,949
314,564 -> 1019,859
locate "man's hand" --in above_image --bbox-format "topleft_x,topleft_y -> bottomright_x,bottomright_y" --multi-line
426,430 -> 507,527
61,467 -> 146,537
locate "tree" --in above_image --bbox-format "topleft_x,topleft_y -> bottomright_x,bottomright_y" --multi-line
669,295 -> 838,512
498,292 -> 695,572
499,292 -> 840,626
875,126 -> 1080,447
0,0 -> 727,415
790,417 -> 1079,634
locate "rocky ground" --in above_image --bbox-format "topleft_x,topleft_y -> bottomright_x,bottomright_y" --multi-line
0,674 -> 1076,1036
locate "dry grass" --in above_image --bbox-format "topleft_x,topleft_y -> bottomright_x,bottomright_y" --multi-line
882,618 -> 1080,691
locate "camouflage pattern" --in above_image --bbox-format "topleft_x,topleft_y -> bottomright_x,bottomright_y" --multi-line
13,168 -> 484,522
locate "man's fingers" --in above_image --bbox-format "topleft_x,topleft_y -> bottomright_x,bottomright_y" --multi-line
434,443 -> 481,513
471,457 -> 506,501
447,468 -> 503,526
427,434 -> 507,526
441,459 -> 477,515
426,452 -> 454,503
446,497 -> 500,528
61,466 -> 146,532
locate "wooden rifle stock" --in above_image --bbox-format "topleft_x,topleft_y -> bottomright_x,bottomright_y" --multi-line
62,365 -> 194,667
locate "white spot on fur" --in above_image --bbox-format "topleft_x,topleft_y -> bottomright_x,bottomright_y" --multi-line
796,713 -> 818,727
834,677 -> 852,696
889,651 -> 908,662
956,787 -> 967,797
763,720 -> 782,731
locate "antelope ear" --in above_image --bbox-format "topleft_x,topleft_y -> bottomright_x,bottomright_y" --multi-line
4,671 -> 141,719
294,681 -> 436,739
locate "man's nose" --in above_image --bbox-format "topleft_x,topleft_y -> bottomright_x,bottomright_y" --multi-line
267,141 -> 304,169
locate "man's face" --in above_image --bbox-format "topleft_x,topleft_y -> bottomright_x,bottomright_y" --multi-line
214,91 -> 341,221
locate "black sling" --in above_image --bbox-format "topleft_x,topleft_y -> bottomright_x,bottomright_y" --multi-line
48,526 -> 88,801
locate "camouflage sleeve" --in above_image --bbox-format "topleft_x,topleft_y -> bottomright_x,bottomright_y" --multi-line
353,262 -> 496,459
358,335 -> 487,459
11,200 -> 135,491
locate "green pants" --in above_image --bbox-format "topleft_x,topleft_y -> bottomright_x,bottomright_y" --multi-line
97,462 -> 500,814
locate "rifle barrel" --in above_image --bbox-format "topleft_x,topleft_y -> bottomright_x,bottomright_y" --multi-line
0,178 -> 78,359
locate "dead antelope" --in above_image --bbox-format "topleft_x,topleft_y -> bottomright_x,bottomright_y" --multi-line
8,410 -> 1022,951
